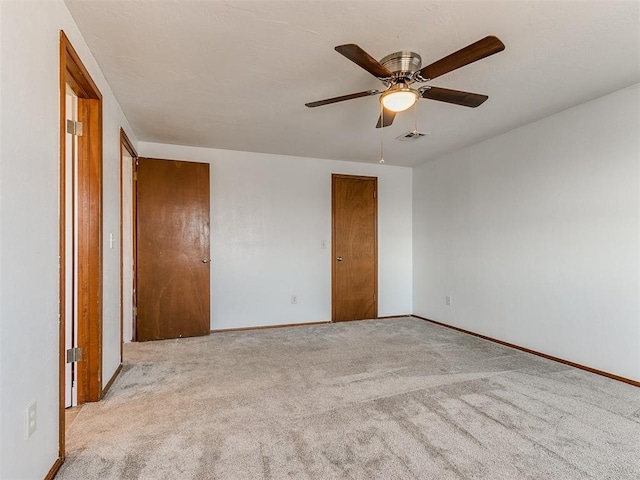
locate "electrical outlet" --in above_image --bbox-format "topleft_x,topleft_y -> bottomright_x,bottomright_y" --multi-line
446,296 -> 452,306
25,401 -> 36,438
291,295 -> 298,304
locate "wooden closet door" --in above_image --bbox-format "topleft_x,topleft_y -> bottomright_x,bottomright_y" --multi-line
136,158 -> 210,341
332,174 -> 378,322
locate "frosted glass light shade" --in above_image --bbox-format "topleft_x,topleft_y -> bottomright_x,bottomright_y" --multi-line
380,89 -> 419,112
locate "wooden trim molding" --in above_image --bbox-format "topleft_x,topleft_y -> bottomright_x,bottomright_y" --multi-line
76,96 -> 103,403
61,33 -> 101,101
412,315 -> 640,388
120,128 -> 137,157
102,363 -> 123,396
45,457 -> 64,480
211,321 -> 330,334
58,30 -> 68,464
59,30 -> 104,462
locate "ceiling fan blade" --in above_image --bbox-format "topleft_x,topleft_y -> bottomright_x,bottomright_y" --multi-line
421,86 -> 488,107
376,108 -> 396,128
335,44 -> 393,79
417,36 -> 505,81
305,89 -> 380,108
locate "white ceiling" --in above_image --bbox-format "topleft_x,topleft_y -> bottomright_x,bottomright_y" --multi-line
65,0 -> 640,167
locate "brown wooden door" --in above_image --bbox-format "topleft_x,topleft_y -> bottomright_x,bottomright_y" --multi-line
136,158 -> 210,341
332,174 -> 378,322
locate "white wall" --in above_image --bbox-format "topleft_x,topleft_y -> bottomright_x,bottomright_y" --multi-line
413,84 -> 640,381
102,97 -> 137,386
138,143 -> 413,330
2,3 -> 632,478
0,1 -> 136,477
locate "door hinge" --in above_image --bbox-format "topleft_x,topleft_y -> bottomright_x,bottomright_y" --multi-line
373,190 -> 376,199
66,119 -> 84,136
373,293 -> 376,301
66,347 -> 83,363
132,306 -> 137,317
133,171 -> 137,181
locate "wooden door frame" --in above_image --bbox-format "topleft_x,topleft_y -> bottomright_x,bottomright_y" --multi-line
331,174 -> 378,322
58,31 -> 103,461
132,152 -> 139,341
119,129 -> 138,353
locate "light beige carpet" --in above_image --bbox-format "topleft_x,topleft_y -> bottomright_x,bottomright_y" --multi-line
57,317 -> 640,479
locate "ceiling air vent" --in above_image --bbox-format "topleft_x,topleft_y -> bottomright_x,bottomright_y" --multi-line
396,130 -> 429,142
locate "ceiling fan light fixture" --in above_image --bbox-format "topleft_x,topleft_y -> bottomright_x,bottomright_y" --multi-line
380,87 -> 419,113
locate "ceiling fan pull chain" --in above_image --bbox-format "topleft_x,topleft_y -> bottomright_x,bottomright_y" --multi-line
379,101 -> 385,164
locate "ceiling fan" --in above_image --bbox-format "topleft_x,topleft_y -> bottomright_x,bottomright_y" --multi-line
305,36 -> 505,128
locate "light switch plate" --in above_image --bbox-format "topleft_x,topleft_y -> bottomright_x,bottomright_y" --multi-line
26,400 -> 36,438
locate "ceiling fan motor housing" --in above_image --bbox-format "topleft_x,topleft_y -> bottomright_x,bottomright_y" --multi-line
306,36 -> 505,126
380,51 -> 422,82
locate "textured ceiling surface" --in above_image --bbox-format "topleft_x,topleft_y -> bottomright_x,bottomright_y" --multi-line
65,1 -> 640,167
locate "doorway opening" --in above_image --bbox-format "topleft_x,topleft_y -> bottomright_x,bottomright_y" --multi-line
58,31 -> 103,460
120,129 -> 138,349
64,85 -> 79,410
